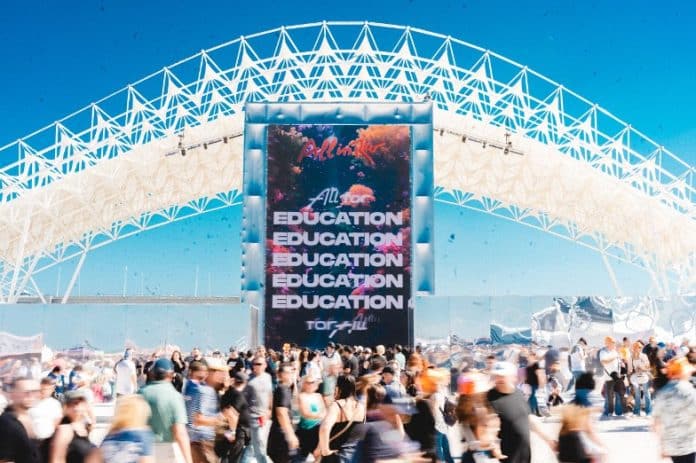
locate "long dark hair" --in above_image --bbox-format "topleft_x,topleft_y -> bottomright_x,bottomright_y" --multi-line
335,374 -> 356,400
171,350 -> 183,365
366,383 -> 386,410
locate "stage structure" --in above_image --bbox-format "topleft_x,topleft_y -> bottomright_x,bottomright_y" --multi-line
0,22 -> 694,308
242,102 -> 434,348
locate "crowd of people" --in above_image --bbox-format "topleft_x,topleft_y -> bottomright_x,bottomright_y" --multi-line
0,336 -> 694,463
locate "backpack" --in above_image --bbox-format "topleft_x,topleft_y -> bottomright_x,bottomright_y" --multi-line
441,397 -> 457,426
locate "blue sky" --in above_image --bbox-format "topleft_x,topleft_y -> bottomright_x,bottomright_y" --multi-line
2,0 -> 695,298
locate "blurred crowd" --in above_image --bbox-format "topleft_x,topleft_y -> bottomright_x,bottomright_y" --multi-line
0,336 -> 694,463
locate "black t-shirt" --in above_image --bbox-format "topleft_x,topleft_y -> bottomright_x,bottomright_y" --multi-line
653,358 -> 669,391
525,362 -> 540,388
558,432 -> 591,463
343,355 -> 360,376
172,360 -> 186,375
221,386 -> 251,432
271,384 -> 292,430
544,348 -> 560,373
486,388 -> 531,463
227,357 -> 245,376
642,344 -> 659,366
0,408 -> 41,463
359,355 -> 371,376
404,398 -> 435,455
360,409 -> 402,463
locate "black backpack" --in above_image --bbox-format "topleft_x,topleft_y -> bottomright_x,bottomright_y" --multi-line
441,397 -> 457,426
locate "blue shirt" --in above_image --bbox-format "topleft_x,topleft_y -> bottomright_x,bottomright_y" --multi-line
47,372 -> 65,394
100,429 -> 153,463
184,380 -> 219,442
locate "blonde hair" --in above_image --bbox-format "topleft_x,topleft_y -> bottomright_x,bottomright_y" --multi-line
559,404 -> 591,435
109,395 -> 151,433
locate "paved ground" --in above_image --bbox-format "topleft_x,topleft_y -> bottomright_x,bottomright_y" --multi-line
92,402 -> 670,463
534,415 -> 668,463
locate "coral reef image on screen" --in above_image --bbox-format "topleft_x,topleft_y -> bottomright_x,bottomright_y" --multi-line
265,124 -> 412,348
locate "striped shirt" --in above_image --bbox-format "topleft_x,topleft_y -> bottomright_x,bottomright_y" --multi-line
184,380 -> 219,442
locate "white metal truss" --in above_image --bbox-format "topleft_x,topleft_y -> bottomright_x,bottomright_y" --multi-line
0,21 -> 694,303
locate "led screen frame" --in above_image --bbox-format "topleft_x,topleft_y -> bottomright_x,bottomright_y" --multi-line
242,102 -> 433,348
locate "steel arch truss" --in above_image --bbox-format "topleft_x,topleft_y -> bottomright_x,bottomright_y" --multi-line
0,21 -> 694,302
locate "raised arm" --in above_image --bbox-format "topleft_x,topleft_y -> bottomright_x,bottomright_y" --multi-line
529,414 -> 557,451
318,402 -> 339,456
49,424 -> 73,463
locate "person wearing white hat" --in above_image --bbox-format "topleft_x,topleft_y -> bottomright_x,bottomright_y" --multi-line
486,361 -> 556,463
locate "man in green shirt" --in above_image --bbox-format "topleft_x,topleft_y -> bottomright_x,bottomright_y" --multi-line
140,358 -> 193,463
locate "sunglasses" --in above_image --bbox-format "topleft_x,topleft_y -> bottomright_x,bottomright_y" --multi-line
253,363 -> 264,366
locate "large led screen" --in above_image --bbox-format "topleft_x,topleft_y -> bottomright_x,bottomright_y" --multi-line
265,124 -> 412,348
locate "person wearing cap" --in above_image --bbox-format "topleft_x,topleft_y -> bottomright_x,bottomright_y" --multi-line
49,389 -> 99,463
218,371 -> 251,463
652,357 -> 696,463
186,359 -> 227,463
487,361 -> 556,463
140,357 -> 193,463
380,366 -> 405,402
599,336 -> 623,418
0,377 -> 42,463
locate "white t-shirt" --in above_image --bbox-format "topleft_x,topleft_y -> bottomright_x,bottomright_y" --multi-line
30,397 -> 63,439
394,352 -> 406,370
430,390 -> 449,434
569,345 -> 586,372
599,348 -> 620,379
306,361 -> 322,380
114,358 -> 137,395
321,352 -> 340,375
652,381 -> 696,456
